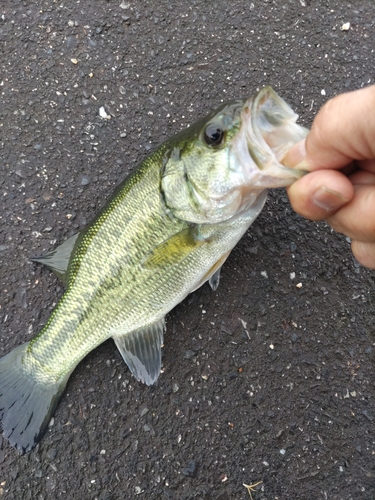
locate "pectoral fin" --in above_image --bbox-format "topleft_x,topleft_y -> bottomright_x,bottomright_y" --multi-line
112,318 -> 165,385
209,267 -> 222,291
143,228 -> 205,269
191,251 -> 231,293
30,232 -> 81,286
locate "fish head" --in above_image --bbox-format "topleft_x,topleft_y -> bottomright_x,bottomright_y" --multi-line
161,86 -> 308,224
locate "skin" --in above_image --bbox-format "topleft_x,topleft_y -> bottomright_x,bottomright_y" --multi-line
283,85 -> 375,269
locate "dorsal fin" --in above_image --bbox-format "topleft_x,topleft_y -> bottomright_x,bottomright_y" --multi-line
112,318 -> 165,385
30,232 -> 81,285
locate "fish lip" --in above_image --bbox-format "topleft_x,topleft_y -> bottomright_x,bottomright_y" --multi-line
236,87 -> 308,188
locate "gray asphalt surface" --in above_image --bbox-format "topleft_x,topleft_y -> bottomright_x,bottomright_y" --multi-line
1,1 -> 375,499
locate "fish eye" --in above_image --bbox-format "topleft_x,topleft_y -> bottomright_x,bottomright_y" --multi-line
203,123 -> 225,146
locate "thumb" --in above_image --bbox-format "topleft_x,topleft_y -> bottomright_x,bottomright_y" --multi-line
284,85 -> 375,171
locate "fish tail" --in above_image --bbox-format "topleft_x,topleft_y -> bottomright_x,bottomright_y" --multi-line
0,343 -> 67,453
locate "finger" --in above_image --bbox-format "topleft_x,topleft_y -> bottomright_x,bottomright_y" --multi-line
284,85 -> 375,170
351,241 -> 375,269
327,184 -> 375,241
356,158 -> 375,175
340,162 -> 358,176
349,169 -> 375,185
286,170 -> 354,220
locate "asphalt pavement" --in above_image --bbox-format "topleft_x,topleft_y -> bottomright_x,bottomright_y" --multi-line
0,1 -> 374,499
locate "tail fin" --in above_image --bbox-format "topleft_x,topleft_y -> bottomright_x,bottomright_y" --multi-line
0,343 -> 67,453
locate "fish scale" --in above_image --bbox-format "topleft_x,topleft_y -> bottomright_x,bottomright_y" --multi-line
0,87 -> 308,452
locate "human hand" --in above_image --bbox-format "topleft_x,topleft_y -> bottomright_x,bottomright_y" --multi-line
284,85 -> 375,269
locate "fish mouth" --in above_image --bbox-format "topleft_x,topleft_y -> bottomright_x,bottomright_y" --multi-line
236,87 -> 308,188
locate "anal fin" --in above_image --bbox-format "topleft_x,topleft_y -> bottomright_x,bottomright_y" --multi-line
112,318 -> 165,385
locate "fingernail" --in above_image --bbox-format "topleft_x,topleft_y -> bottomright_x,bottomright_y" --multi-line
283,139 -> 307,168
312,186 -> 348,211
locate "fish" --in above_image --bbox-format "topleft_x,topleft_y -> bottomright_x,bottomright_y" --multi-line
0,86 -> 308,453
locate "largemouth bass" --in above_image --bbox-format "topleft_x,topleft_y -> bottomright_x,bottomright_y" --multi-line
0,87 -> 308,453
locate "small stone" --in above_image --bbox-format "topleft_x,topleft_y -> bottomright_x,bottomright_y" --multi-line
341,22 -> 350,31
15,287 -> 27,309
15,167 -> 27,178
280,449 -> 286,455
182,460 -> 197,477
291,333 -> 299,342
183,350 -> 195,359
99,106 -> 111,119
362,410 -> 373,422
172,383 -> 179,393
79,175 -> 90,186
140,407 -> 149,417
66,36 -> 78,50
10,469 -> 18,480
352,257 -> 361,268
47,448 -> 57,460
